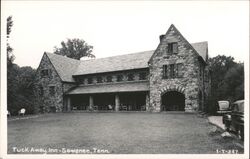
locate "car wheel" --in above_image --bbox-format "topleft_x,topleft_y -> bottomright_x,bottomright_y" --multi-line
225,122 -> 230,131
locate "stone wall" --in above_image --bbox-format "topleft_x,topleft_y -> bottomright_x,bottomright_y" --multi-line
148,26 -> 202,112
204,66 -> 211,111
63,82 -> 77,93
34,53 -> 64,113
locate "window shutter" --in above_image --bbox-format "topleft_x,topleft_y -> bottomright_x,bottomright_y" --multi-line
173,43 -> 178,53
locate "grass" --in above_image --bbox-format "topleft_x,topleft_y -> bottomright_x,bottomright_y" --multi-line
8,112 -> 244,154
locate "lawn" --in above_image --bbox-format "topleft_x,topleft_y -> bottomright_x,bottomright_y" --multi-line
8,112 -> 244,154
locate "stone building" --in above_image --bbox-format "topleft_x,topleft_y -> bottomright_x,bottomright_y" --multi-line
34,24 -> 210,113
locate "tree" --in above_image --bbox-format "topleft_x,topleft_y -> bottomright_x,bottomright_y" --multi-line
220,63 -> 244,102
7,65 -> 36,115
7,16 -> 15,66
54,38 -> 94,60
207,55 -> 244,114
6,15 -> 37,115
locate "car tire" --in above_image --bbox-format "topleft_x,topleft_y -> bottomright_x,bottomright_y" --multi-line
225,121 -> 231,131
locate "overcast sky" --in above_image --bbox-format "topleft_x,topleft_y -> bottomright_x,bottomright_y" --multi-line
2,1 -> 249,68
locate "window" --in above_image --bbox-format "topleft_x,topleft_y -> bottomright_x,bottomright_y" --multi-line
163,63 -> 183,79
177,63 -> 184,77
116,75 -> 123,82
97,76 -> 103,83
127,74 -> 134,81
139,72 -> 147,80
106,76 -> 112,82
167,42 -> 178,54
87,78 -> 93,84
41,69 -> 50,78
39,86 -> 44,96
163,65 -> 168,78
170,64 -> 175,78
76,78 -> 83,84
80,78 -> 85,84
49,86 -> 55,96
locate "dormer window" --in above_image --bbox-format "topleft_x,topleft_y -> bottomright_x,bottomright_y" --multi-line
97,76 -> 103,83
127,74 -> 134,81
139,72 -> 147,80
81,78 -> 85,84
106,76 -> 112,82
87,78 -> 93,84
167,42 -> 178,54
116,75 -> 123,82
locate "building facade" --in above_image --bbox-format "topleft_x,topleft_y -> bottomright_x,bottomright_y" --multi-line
34,24 -> 211,113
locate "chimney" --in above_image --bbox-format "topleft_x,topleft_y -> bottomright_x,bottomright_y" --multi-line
159,34 -> 165,42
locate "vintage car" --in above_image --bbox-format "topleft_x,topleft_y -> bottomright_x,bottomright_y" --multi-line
222,100 -> 244,140
217,101 -> 231,115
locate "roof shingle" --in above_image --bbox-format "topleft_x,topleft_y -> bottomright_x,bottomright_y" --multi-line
46,53 -> 81,82
73,50 -> 154,76
45,41 -> 208,82
191,41 -> 208,62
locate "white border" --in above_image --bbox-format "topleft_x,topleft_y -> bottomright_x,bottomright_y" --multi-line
0,1 -> 249,159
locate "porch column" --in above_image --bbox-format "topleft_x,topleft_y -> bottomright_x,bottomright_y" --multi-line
146,92 -> 150,111
89,95 -> 94,109
67,96 -> 71,111
115,94 -> 120,111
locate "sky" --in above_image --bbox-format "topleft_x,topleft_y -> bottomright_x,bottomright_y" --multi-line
2,1 -> 249,68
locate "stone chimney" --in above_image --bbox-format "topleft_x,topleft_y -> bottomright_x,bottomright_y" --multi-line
159,34 -> 165,42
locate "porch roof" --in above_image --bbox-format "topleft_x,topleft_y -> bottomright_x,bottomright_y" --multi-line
66,82 -> 149,94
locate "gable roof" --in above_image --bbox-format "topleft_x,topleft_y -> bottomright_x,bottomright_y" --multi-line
44,41 -> 208,81
73,41 -> 208,76
45,53 -> 81,82
73,50 -> 154,76
191,41 -> 208,62
149,24 -> 208,65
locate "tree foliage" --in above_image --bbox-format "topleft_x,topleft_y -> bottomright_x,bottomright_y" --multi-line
8,64 -> 36,115
208,55 -> 244,114
54,38 -> 94,60
7,16 -> 15,66
7,16 -> 37,115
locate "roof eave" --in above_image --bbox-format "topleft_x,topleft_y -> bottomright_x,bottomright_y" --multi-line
72,67 -> 149,77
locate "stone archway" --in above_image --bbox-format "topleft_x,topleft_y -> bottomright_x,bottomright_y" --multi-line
159,85 -> 185,95
160,86 -> 185,111
161,91 -> 185,111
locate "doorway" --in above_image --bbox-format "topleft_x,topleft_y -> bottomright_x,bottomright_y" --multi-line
161,91 -> 185,111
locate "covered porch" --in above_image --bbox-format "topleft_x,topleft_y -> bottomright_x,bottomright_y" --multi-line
64,82 -> 150,112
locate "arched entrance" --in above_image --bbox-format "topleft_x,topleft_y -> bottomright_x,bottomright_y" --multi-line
161,91 -> 185,111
